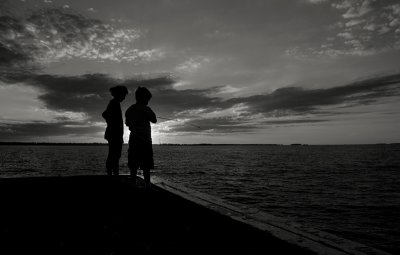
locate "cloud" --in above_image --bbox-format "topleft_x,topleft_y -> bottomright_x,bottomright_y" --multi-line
0,121 -> 103,141
363,23 -> 376,31
162,117 -> 263,134
175,56 -> 211,73
0,7 -> 163,69
166,73 -> 400,133
1,70 -> 400,137
331,1 -> 352,10
289,0 -> 400,58
341,0 -> 372,19
0,70 -> 223,126
160,115 -> 330,134
0,72 -> 178,122
230,73 -> 400,114
306,0 -> 329,4
345,19 -> 365,27
337,32 -> 354,39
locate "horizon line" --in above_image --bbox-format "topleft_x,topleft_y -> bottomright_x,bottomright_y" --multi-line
0,142 -> 399,146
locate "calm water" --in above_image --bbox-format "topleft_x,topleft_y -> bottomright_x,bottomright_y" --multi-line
1,144 -> 399,254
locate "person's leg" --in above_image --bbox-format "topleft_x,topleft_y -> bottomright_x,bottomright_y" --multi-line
107,141 -> 121,176
128,167 -> 137,188
106,142 -> 113,176
143,168 -> 150,189
112,164 -> 119,176
128,148 -> 136,176
112,142 -> 122,176
128,145 -> 138,187
130,167 -> 137,178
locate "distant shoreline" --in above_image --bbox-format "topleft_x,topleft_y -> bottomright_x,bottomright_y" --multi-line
0,142 -> 398,146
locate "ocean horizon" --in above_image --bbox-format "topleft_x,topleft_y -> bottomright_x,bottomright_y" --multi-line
1,142 -> 399,145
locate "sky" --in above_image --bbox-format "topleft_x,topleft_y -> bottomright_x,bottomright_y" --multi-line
0,0 -> 399,144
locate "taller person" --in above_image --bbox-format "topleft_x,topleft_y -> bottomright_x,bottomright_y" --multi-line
125,87 -> 157,188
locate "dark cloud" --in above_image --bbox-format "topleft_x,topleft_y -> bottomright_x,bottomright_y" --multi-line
228,73 -> 400,115
1,70 -> 399,138
164,117 -> 261,134
0,15 -> 34,68
0,71 -> 219,122
0,72 -> 178,122
159,73 -> 400,133
0,42 -> 29,67
0,121 -> 103,141
150,87 -> 220,118
162,117 -> 329,134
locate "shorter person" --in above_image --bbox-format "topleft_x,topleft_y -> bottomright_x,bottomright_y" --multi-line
125,86 -> 157,188
102,85 -> 128,176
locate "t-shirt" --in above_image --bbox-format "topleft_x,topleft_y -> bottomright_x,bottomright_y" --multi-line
125,103 -> 157,142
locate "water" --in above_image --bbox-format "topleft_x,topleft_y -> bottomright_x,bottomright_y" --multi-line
1,144 -> 399,254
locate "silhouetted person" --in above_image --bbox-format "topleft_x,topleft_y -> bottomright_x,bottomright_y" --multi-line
102,85 -> 128,176
125,86 -> 157,188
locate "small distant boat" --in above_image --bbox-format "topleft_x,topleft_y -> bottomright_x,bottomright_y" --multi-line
0,175 -> 391,255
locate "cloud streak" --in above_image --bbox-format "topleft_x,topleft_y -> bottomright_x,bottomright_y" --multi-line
228,73 -> 400,115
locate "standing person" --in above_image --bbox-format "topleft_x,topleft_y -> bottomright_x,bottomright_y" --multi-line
125,86 -> 157,188
102,85 -> 128,176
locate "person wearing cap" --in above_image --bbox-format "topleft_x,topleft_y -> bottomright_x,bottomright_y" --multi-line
102,85 -> 128,176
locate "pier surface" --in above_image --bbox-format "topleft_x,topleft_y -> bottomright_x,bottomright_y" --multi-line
0,176 -> 391,255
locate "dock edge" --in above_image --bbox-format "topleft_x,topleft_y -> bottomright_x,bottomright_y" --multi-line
150,176 -> 392,255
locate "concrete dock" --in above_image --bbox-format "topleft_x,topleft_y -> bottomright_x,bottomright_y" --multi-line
0,175 -> 391,255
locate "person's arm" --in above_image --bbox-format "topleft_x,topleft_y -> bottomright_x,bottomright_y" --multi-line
125,107 -> 133,127
102,102 -> 112,122
147,107 -> 157,123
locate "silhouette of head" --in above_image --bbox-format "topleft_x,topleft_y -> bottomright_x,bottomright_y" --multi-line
135,86 -> 152,105
110,85 -> 128,102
